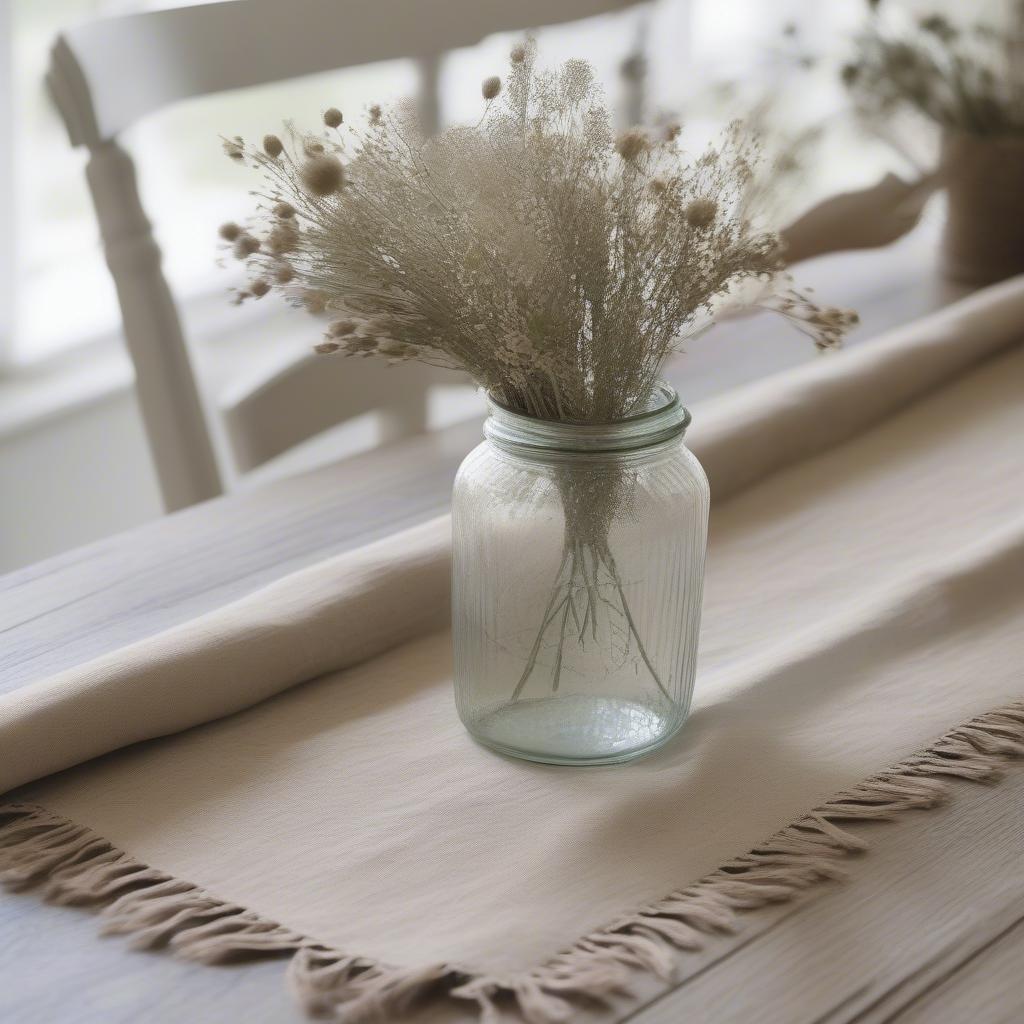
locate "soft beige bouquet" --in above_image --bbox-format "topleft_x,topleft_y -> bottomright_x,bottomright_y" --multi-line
221,41 -> 854,424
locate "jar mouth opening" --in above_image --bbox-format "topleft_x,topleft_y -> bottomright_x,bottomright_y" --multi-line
488,380 -> 680,427
485,380 -> 690,455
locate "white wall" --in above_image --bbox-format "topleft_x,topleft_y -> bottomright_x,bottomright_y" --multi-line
0,387 -> 162,570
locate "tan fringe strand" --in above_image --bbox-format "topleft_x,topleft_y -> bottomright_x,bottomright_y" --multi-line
2,699 -> 1023,1023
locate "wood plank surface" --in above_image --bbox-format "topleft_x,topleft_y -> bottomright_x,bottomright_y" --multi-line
627,770 -> 1024,1024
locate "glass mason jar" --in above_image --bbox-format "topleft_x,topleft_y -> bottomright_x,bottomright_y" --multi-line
452,381 -> 709,765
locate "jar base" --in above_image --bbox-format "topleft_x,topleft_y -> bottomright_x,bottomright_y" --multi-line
465,694 -> 684,765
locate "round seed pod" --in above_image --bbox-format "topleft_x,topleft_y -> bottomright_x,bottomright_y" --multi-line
300,154 -> 345,196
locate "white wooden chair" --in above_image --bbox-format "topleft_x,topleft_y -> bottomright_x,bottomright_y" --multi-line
47,0 -> 648,511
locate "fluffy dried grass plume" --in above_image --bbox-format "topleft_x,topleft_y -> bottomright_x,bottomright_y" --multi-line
267,219 -> 299,254
220,41 -> 854,421
615,127 -> 650,162
299,153 -> 344,195
222,136 -> 244,161
685,197 -> 718,228
232,233 -> 259,259
328,318 -> 359,336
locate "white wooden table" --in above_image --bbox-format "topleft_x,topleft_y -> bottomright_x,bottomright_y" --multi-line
4,232 -> 1022,1023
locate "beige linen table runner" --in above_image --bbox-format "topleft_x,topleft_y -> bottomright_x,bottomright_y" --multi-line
3,277 -> 1024,1022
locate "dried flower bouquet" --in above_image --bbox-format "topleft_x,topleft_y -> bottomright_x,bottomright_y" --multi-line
842,1 -> 1024,137
221,42 -> 855,703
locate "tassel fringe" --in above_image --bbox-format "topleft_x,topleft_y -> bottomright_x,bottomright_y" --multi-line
3,699 -> 1022,1022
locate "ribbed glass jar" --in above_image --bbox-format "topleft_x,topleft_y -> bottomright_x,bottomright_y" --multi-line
452,381 -> 709,765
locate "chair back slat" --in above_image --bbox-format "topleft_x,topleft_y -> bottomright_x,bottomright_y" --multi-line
52,0 -> 637,144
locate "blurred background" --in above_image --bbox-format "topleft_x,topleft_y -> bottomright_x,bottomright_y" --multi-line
0,0 -> 931,570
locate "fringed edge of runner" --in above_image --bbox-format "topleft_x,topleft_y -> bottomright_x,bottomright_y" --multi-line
3,699 -> 1023,1023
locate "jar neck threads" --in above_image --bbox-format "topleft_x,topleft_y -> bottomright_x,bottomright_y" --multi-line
484,380 -> 689,456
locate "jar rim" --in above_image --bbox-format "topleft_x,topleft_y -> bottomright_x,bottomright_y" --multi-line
485,380 -> 690,455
